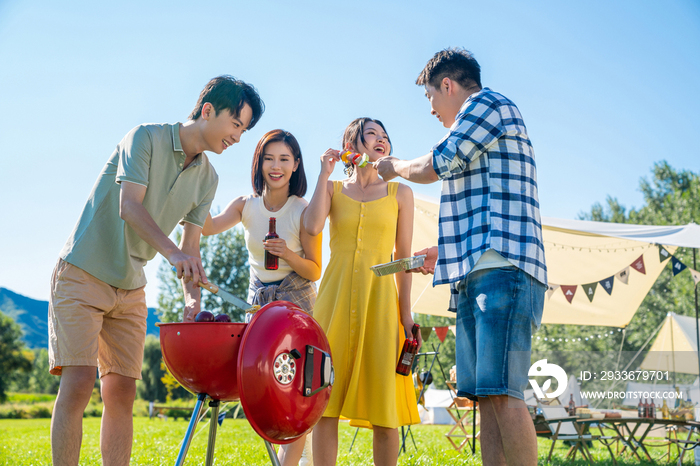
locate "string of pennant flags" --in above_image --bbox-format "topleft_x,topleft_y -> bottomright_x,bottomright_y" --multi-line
532,328 -> 624,344
417,325 -> 457,342
546,244 -> 700,304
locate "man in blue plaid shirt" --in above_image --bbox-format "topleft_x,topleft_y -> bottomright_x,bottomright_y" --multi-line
376,48 -> 546,466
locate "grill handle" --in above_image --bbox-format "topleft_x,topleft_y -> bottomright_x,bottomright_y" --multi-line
302,345 -> 334,397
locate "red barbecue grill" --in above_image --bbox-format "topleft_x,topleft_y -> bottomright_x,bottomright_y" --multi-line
159,301 -> 334,466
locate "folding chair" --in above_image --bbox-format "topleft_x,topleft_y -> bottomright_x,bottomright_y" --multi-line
664,424 -> 700,464
539,403 -> 599,464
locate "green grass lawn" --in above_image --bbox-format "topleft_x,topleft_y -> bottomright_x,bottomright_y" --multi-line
0,416 -> 697,465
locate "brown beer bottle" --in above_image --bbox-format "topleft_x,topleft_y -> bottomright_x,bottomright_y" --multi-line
661,399 -> 670,419
568,394 -> 576,416
643,399 -> 650,418
637,399 -> 644,417
649,400 -> 656,419
396,324 -> 420,376
264,217 -> 279,270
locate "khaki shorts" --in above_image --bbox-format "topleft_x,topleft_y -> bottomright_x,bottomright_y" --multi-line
48,259 -> 148,379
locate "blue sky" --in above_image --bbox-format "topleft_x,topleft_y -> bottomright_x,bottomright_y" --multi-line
1,0 -> 698,306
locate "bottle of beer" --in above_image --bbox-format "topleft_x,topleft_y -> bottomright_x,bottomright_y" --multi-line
661,399 -> 670,419
568,394 -> 576,416
649,400 -> 656,419
396,324 -> 420,376
637,398 -> 645,418
264,217 -> 279,270
643,399 -> 650,418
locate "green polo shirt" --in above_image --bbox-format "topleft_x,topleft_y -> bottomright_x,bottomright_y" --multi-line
60,123 -> 218,290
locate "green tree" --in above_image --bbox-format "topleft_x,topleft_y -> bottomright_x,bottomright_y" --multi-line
9,348 -> 61,394
580,162 -> 699,351
532,162 -> 700,403
413,315 -> 456,390
29,348 -> 61,394
8,348 -> 61,395
154,224 -> 249,399
157,225 -> 250,323
0,312 -> 33,402
160,360 -> 191,401
137,335 -> 167,402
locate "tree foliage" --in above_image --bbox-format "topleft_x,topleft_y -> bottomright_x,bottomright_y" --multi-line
156,225 -> 250,323
532,162 -> 700,401
413,314 -> 456,390
137,335 -> 168,402
149,225 -> 250,400
8,348 -> 61,395
0,312 -> 33,402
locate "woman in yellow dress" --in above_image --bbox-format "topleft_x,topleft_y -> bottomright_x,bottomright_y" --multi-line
304,118 -> 421,466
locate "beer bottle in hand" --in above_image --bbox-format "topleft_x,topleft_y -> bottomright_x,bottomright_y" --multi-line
396,324 -> 420,376
264,217 -> 279,270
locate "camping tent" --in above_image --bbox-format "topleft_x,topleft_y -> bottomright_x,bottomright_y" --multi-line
417,388 -> 456,425
640,313 -> 700,375
410,195 -> 700,328
524,374 -> 590,408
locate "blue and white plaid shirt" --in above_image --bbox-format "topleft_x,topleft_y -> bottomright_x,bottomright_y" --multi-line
431,88 -> 547,311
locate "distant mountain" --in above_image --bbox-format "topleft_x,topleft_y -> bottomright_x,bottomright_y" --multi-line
0,287 -> 160,349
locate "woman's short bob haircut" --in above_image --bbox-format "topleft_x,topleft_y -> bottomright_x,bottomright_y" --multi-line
251,129 -> 307,198
341,117 -> 392,176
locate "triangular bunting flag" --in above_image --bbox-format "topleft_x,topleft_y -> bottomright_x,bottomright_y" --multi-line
616,267 -> 630,285
599,276 -> 614,295
691,268 -> 700,286
449,325 -> 456,336
671,256 -> 688,276
420,326 -> 433,342
546,284 -> 560,300
434,326 -> 449,343
658,245 -> 672,262
582,282 -> 598,302
560,285 -> 577,304
631,255 -> 646,274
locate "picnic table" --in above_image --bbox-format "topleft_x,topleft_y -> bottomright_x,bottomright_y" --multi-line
576,417 -> 700,464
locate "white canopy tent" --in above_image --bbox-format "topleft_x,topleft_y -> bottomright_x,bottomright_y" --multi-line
410,194 -> 700,328
409,196 -> 454,318
540,219 -> 700,327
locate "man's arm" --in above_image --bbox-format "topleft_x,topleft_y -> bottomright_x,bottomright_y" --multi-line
374,153 -> 439,184
119,181 -> 207,286
179,222 -> 204,322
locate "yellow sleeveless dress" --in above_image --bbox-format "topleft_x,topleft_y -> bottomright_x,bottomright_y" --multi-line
313,181 -> 420,429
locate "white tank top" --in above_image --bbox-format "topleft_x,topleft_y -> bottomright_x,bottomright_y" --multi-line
241,195 -> 308,282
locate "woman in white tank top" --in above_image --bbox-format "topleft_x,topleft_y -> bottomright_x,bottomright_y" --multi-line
202,129 -> 321,466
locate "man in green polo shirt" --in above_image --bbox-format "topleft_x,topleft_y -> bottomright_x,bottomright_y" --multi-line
48,75 -> 264,466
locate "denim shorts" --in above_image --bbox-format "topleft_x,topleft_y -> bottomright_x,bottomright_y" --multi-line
455,266 -> 545,401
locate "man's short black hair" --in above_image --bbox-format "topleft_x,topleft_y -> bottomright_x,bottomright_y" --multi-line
416,48 -> 482,90
189,75 -> 264,129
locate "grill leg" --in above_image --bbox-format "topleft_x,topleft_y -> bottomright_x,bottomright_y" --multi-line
205,400 -> 221,466
264,440 -> 281,466
175,393 -> 207,466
